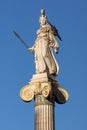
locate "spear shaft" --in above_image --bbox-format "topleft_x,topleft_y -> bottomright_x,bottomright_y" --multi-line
13,31 -> 29,49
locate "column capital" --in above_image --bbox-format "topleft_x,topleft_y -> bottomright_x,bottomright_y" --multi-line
20,73 -> 69,104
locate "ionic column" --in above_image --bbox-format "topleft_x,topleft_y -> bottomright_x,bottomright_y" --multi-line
20,75 -> 69,130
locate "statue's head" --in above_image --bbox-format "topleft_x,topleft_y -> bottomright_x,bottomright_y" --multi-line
39,9 -> 48,26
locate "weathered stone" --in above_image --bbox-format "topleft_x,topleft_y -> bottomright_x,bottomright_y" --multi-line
19,9 -> 69,130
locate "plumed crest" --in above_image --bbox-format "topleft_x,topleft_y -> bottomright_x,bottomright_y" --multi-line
48,21 -> 62,41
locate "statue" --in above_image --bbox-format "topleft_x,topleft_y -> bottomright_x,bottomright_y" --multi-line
29,9 -> 62,76
13,9 -> 69,105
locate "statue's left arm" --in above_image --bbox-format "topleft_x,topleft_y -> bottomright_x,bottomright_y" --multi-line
49,33 -> 59,54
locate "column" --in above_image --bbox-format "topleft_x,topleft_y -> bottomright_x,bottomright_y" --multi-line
34,95 -> 55,130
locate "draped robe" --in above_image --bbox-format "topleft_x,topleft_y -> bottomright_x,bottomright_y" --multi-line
33,26 -> 59,76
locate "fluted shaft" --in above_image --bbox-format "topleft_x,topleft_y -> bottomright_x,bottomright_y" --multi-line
34,95 -> 55,130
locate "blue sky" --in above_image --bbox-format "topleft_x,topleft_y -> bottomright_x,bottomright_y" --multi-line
0,0 -> 87,130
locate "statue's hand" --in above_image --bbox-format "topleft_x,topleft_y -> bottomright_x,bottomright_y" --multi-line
54,47 -> 59,54
28,47 -> 34,52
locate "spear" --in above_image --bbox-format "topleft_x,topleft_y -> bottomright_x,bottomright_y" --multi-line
13,31 -> 29,49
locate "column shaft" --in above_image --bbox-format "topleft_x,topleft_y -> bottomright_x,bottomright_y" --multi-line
34,105 -> 55,130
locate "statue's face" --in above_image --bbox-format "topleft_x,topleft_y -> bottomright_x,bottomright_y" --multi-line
39,17 -> 47,26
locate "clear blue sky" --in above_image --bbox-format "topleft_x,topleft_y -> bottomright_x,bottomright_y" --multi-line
0,0 -> 87,130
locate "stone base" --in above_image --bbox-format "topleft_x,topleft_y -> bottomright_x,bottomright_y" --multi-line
30,72 -> 57,83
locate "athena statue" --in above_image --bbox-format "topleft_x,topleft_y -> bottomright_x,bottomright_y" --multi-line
29,9 -> 61,76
